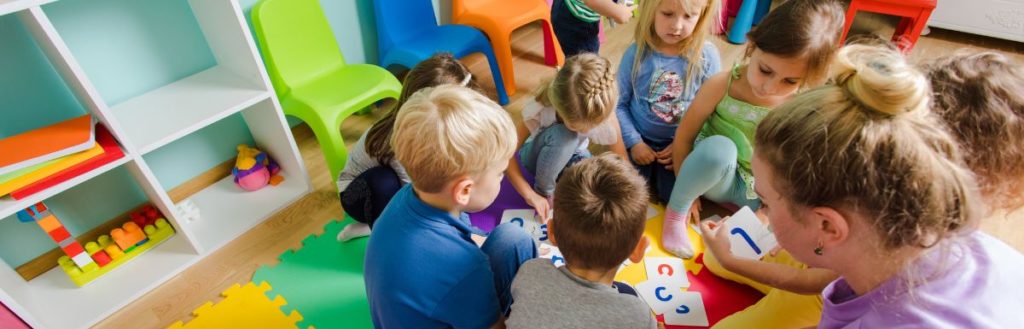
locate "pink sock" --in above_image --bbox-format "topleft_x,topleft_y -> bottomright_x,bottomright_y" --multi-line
662,207 -> 695,259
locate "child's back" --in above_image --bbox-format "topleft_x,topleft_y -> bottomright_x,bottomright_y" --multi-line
508,154 -> 655,329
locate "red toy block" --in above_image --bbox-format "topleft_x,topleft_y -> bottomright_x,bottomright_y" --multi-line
61,241 -> 85,256
47,226 -> 71,241
130,212 -> 147,228
90,250 -> 112,267
111,222 -> 146,250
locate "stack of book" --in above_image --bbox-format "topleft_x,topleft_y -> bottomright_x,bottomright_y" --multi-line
0,115 -> 125,200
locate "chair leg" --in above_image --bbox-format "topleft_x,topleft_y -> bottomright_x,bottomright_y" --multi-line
839,2 -> 860,45
753,0 -> 771,25
540,19 -> 564,67
727,0 -> 759,44
490,33 -> 519,97
900,10 -> 933,53
307,116 -> 350,183
482,47 -> 511,105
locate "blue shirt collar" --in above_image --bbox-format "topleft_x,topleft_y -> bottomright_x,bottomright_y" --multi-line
402,185 -> 476,237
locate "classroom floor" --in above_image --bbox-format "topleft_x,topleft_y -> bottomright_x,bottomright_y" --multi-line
95,14 -> 1023,329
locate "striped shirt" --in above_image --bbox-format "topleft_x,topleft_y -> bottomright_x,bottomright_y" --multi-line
564,0 -> 600,23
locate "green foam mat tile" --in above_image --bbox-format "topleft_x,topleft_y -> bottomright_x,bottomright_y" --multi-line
253,217 -> 371,329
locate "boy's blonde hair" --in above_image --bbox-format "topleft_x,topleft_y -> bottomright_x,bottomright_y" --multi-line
755,44 -> 979,251
535,53 -> 618,132
923,51 -> 1024,211
744,0 -> 844,86
632,0 -> 720,91
392,85 -> 516,193
553,153 -> 649,270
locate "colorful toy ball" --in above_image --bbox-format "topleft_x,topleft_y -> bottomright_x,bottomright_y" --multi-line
232,144 -> 283,191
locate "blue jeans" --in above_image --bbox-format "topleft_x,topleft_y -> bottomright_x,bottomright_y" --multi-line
630,139 -> 676,203
339,166 -> 402,227
481,223 -> 538,314
520,124 -> 590,197
551,0 -> 599,57
667,135 -> 761,213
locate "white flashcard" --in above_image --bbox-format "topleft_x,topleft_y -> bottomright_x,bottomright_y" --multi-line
636,278 -> 686,315
725,206 -> 778,260
647,205 -> 659,219
538,243 -> 565,267
500,209 -> 548,243
644,257 -> 689,287
662,291 -> 709,327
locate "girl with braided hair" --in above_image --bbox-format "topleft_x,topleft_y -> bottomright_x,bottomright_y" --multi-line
507,53 -> 628,221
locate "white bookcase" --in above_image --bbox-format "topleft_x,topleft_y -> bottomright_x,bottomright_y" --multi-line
0,0 -> 311,328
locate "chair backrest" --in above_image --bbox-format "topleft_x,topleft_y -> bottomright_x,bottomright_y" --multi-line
372,0 -> 439,58
251,0 -> 345,96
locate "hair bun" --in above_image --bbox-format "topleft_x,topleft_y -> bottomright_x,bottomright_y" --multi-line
832,44 -> 930,116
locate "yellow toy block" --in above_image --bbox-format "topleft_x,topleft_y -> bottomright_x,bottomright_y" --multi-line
167,281 -> 311,329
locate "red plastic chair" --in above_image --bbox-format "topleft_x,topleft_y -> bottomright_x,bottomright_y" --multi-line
452,0 -> 564,97
839,0 -> 937,53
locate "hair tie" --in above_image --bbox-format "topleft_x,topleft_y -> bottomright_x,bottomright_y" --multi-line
461,73 -> 472,86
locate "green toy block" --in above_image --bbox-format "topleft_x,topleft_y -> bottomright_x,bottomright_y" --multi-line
57,218 -> 176,287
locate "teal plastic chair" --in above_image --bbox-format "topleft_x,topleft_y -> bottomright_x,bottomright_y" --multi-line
252,0 -> 402,181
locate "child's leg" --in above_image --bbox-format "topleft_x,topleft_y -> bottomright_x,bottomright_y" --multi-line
662,136 -> 739,258
481,223 -> 538,314
550,0 -> 600,57
521,124 -> 581,196
338,166 -> 402,241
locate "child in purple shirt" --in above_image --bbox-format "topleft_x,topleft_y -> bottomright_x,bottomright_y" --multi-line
701,44 -> 1024,328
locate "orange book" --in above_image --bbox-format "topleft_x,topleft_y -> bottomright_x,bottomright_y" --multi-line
0,142 -> 105,197
0,115 -> 94,176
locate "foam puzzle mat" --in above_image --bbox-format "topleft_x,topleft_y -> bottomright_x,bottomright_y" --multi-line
167,281 -> 309,329
252,218 -> 371,329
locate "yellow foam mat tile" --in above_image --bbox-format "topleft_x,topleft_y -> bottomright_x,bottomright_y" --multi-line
168,281 -> 312,329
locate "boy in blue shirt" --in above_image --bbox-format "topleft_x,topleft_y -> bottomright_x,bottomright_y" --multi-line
364,84 -> 536,328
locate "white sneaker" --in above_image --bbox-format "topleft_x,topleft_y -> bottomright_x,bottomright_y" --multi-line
337,222 -> 371,242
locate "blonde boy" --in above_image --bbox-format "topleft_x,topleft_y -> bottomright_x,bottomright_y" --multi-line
508,153 -> 656,328
364,85 -> 537,328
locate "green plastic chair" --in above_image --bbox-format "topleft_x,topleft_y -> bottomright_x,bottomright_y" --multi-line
251,0 -> 402,181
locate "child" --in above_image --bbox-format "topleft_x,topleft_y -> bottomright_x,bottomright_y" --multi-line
715,43 -> 1024,328
507,153 -> 655,329
552,0 -> 635,57
616,0 -> 721,204
336,53 -> 480,241
663,0 -> 844,258
508,53 -> 627,220
923,51 -> 1024,214
364,85 -> 537,328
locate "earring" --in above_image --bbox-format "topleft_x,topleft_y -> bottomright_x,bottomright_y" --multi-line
814,242 -> 824,256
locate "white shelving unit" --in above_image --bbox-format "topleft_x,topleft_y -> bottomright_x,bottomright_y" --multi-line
0,0 -> 311,328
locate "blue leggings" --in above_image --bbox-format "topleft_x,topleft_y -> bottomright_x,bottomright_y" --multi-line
667,135 -> 760,213
481,223 -> 538,314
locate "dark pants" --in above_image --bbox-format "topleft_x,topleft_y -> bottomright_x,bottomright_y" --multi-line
339,166 -> 403,227
629,139 -> 676,203
551,0 -> 600,58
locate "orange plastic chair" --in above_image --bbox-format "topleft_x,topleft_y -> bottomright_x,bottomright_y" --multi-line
839,0 -> 937,53
452,0 -> 564,97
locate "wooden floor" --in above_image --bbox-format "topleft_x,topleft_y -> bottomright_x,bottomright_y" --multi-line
95,16 -> 1023,329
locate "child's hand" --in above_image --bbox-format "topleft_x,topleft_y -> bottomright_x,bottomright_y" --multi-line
524,191 -> 552,222
699,220 -> 734,262
611,3 -> 636,24
630,142 -> 657,165
655,143 -> 673,170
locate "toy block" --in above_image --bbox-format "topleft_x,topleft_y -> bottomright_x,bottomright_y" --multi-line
269,175 -> 284,186
91,250 -> 112,267
134,237 -> 150,247
15,202 -> 46,222
58,218 -> 175,287
70,252 -> 94,268
47,226 -> 71,241
130,212 -> 147,228
36,214 -> 62,232
61,241 -> 85,257
111,222 -> 146,250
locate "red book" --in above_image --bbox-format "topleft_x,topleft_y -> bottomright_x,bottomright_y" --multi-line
10,125 -> 125,200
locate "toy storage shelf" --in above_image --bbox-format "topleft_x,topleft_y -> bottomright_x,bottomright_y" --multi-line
111,66 -> 271,154
0,235 -> 199,329
0,0 -> 52,16
0,154 -> 132,220
0,0 -> 312,327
